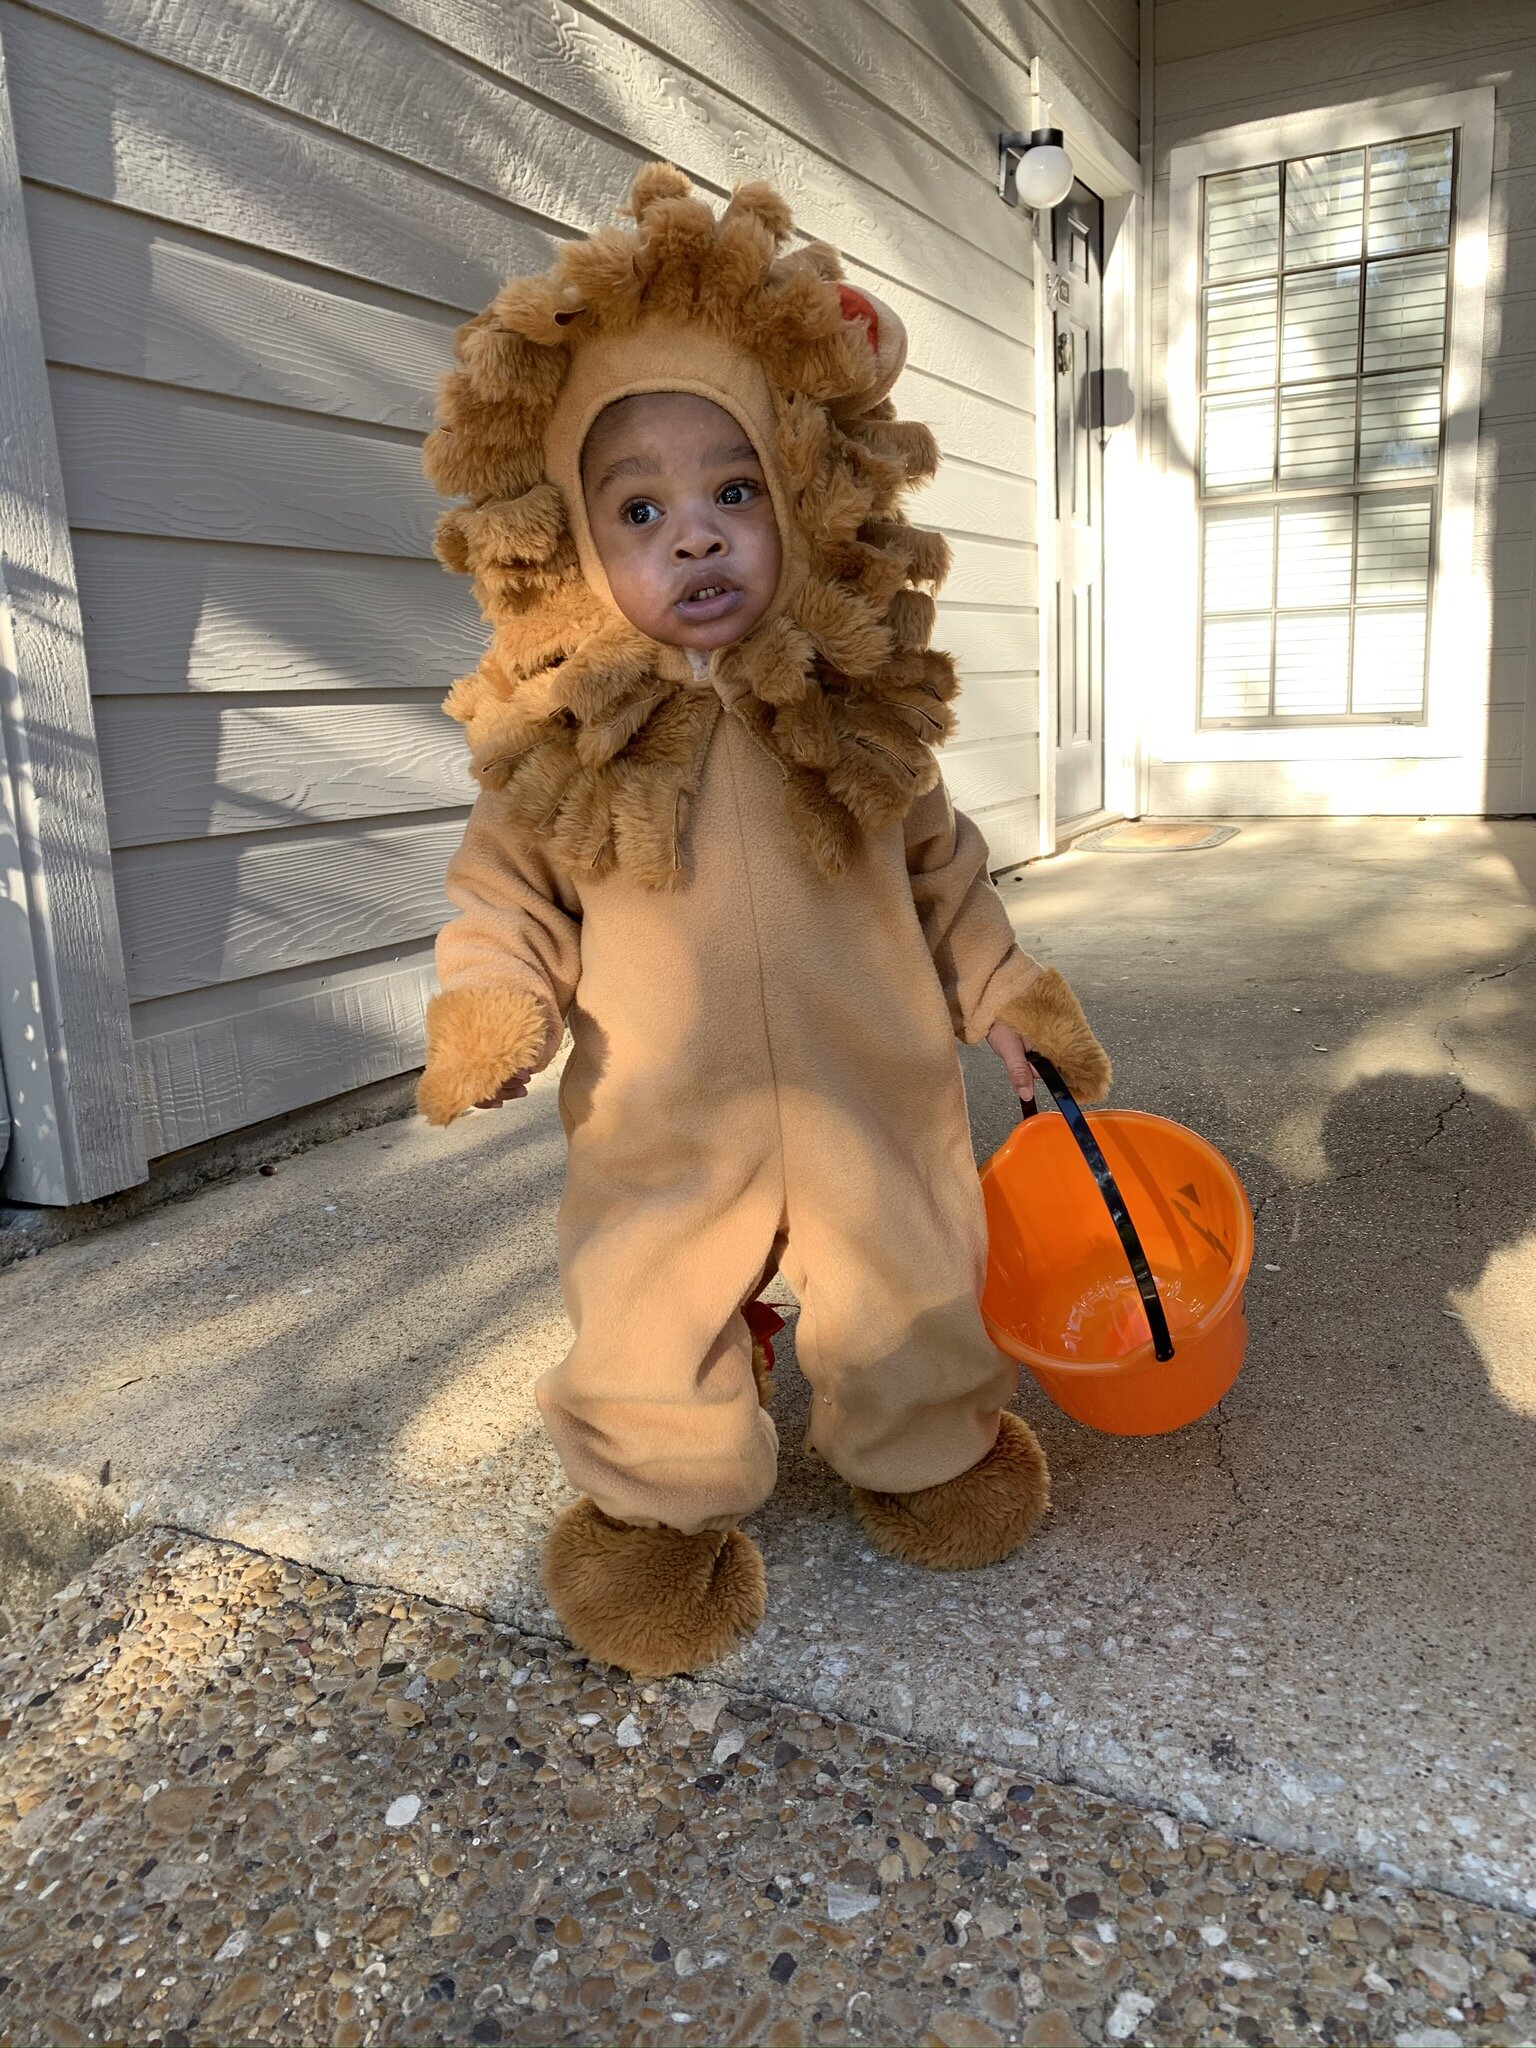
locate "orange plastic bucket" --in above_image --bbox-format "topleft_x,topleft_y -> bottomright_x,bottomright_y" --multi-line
980,1080 -> 1253,1436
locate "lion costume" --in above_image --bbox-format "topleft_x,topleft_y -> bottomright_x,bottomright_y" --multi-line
415,165 -> 1111,1677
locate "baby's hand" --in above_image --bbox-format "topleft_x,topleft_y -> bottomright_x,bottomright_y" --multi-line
474,1068 -> 532,1109
985,1020 -> 1039,1102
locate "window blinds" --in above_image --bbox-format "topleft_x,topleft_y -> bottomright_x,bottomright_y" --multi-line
1196,132 -> 1453,723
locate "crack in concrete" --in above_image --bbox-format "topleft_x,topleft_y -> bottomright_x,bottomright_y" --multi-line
1290,1072 -> 1472,1202
1208,1400 -> 1246,1525
1462,954 -> 1533,990
1281,953 -> 1529,1205
1418,1070 -> 1470,1154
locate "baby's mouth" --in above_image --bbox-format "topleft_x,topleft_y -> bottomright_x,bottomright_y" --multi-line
674,579 -> 742,622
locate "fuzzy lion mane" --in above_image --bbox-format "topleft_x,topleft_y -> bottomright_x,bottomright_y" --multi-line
424,164 -> 961,888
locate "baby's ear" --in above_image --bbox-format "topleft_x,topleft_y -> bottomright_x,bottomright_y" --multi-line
837,285 -> 907,407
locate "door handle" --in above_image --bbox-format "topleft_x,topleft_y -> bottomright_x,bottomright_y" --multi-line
1055,331 -> 1073,375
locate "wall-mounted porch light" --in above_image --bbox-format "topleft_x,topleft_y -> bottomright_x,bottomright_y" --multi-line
997,128 -> 1075,210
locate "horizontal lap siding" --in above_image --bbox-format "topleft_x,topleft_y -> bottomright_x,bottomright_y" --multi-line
1152,0 -> 1536,815
12,0 -> 1125,1152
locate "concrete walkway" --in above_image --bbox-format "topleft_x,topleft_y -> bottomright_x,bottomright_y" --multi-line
2,819 -> 1533,1915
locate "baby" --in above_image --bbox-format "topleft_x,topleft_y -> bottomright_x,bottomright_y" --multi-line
416,167 -> 1111,1679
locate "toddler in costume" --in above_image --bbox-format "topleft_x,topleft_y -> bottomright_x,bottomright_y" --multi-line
416,165 -> 1112,1679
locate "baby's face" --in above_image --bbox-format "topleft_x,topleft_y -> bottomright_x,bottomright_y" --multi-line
581,394 -> 782,651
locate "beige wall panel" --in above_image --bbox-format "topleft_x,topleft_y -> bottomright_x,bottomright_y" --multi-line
78,538 -> 482,699
0,4 -> 554,306
723,0 -> 1024,163
950,671 -> 1042,744
936,607 -> 1041,676
1486,288 -> 1536,364
32,0 -> 641,255
914,460 -> 1037,544
114,815 -> 466,1002
1494,101 -> 1536,174
944,538 -> 1040,610
1493,651 -> 1534,704
25,187 -> 457,432
1479,422 -> 1536,479
945,735 -> 1044,813
859,0 -> 1030,121
278,0 -> 1032,331
902,369 -> 1036,474
95,696 -> 468,847
859,0 -> 1135,153
1494,163 -> 1536,237
961,0 -> 1138,145
529,0 -> 1024,270
1487,760 -> 1526,810
134,948 -> 435,1156
1157,1 -> 1536,123
50,370 -> 436,555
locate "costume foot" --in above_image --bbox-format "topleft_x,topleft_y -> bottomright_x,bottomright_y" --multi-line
850,1412 -> 1049,1570
543,1499 -> 767,1678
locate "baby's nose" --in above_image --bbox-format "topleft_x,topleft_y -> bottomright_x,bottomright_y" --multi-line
674,531 -> 727,560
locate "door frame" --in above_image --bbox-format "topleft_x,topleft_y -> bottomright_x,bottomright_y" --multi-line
0,16 -> 144,1203
1029,62 -> 1147,855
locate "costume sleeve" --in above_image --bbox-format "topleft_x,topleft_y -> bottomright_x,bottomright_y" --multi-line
904,775 -> 1112,1101
416,786 -> 583,1126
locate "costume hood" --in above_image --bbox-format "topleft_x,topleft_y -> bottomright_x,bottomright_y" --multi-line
425,163 -> 959,887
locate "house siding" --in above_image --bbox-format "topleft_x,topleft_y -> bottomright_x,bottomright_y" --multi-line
1149,0 -> 1536,817
4,0 -> 1135,1160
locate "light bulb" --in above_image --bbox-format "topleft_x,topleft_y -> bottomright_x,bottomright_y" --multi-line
1016,141 -> 1074,211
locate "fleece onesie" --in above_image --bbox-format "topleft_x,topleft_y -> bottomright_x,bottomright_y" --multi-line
415,164 -> 1111,1541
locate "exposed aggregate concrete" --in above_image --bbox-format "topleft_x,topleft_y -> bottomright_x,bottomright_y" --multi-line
1,1533 -> 1532,2048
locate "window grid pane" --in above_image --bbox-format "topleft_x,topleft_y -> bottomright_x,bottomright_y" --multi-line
1281,266 -> 1361,383
1202,393 -> 1276,493
1277,499 -> 1354,608
1279,383 -> 1357,488
1204,279 -> 1279,389
1196,129 -> 1451,725
1358,370 -> 1442,480
1204,164 -> 1280,282
1284,150 -> 1365,269
1368,134 -> 1453,256
1363,252 -> 1449,373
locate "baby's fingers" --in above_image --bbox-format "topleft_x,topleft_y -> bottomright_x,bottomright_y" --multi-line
474,1068 -> 532,1109
984,1019 -> 1039,1099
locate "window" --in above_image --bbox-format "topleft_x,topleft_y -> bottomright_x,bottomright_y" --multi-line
1196,132 -> 1455,725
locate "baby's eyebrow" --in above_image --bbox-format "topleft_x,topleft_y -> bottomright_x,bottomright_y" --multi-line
708,441 -> 761,466
592,451 -> 659,494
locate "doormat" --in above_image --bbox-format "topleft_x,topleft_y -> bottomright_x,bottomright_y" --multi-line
1075,821 -> 1240,852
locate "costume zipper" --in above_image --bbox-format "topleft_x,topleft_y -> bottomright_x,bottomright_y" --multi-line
861,737 -> 920,779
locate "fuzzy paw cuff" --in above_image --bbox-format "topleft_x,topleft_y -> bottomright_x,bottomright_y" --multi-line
544,1500 -> 767,1677
416,981 -> 554,1126
851,1411 -> 1049,1570
995,966 -> 1112,1104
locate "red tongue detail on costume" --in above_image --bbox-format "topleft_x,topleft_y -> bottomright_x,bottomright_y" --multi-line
837,285 -> 880,351
743,1300 -> 785,1368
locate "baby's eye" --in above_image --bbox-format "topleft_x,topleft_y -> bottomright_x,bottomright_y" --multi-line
621,499 -> 660,527
717,479 -> 759,507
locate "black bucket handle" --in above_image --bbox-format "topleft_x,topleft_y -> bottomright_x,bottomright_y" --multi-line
1017,1053 -> 1176,1363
